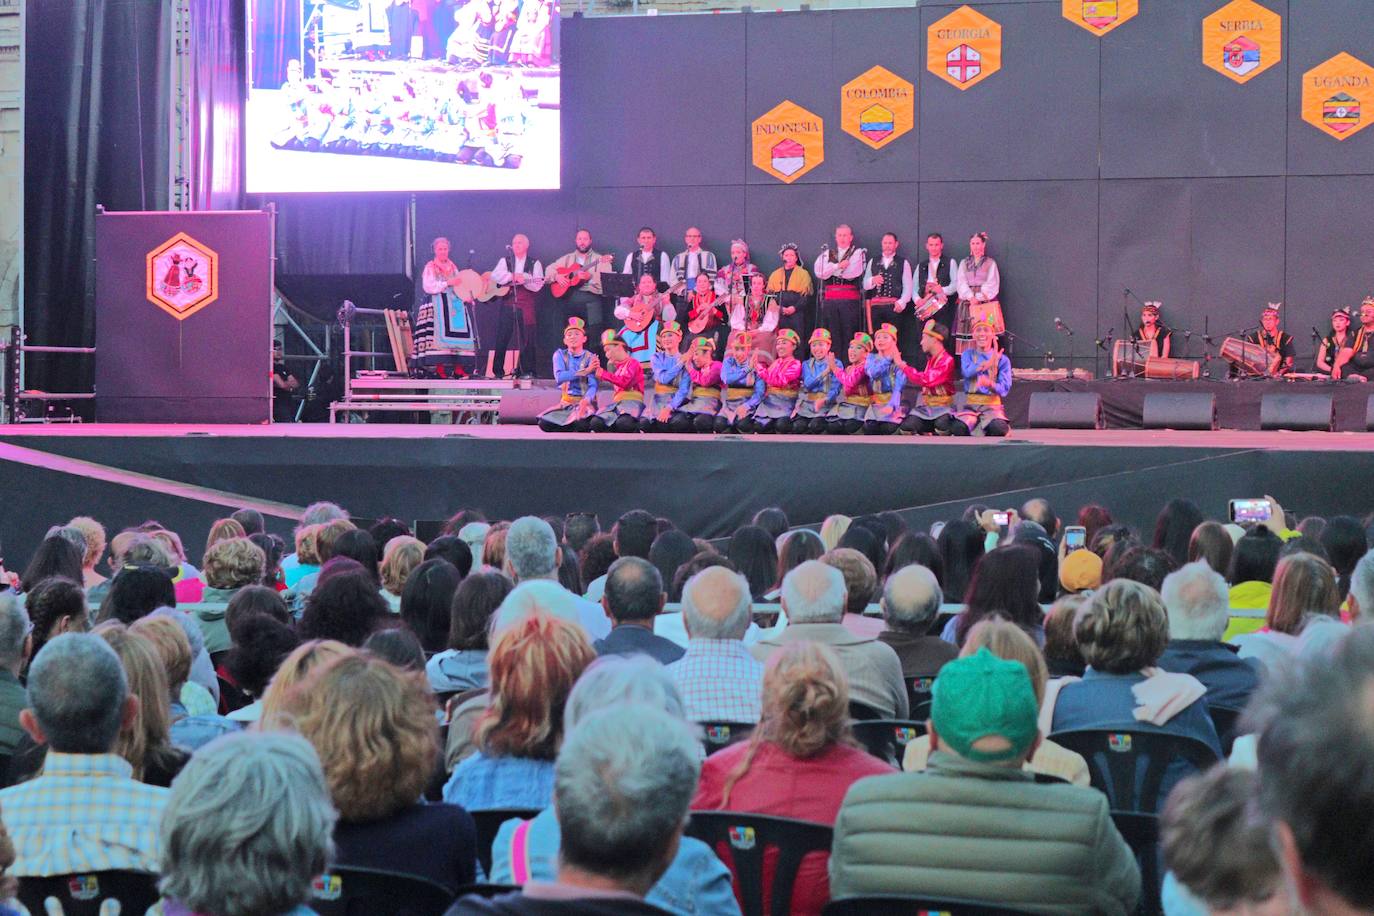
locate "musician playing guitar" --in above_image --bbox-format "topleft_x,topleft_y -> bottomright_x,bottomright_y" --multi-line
488,233 -> 545,378
685,274 -> 725,356
549,228 -> 614,342
766,243 -> 814,340
863,231 -> 912,343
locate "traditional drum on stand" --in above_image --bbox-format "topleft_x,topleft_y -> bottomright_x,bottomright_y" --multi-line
1144,356 -> 1202,380
1112,340 -> 1151,378
1221,337 -> 1279,377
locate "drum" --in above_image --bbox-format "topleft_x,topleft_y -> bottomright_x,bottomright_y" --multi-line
1112,339 -> 1151,378
1144,356 -> 1202,380
1221,337 -> 1280,377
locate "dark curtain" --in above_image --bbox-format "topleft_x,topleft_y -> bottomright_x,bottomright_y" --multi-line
189,0 -> 246,210
24,0 -> 172,394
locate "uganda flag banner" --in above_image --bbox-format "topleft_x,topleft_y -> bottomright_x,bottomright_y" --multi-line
1303,52 -> 1374,141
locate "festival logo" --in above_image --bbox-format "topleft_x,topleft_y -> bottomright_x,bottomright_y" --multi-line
841,66 -> 914,149
752,100 -> 824,183
145,232 -> 220,320
1202,0 -> 1281,84
1303,53 -> 1374,141
927,6 -> 1001,91
1062,0 -> 1137,37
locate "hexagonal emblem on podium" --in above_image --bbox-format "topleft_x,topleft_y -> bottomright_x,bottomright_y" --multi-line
146,232 -> 220,320
841,66 -> 914,149
751,100 -> 824,183
1303,53 -> 1374,141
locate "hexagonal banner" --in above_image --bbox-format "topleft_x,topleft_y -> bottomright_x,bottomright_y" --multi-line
841,66 -> 914,150
1202,0 -> 1281,84
1303,53 -> 1374,141
1062,0 -> 1138,37
751,100 -> 824,183
145,232 -> 220,320
927,6 -> 1002,91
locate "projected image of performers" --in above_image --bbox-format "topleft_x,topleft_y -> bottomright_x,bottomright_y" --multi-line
246,0 -> 561,193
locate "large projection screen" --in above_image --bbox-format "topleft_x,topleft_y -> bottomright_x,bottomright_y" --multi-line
245,0 -> 560,193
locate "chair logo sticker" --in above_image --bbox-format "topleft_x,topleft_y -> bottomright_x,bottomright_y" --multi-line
1202,0 -> 1281,84
842,66 -> 914,150
1063,0 -> 1137,37
928,6 -> 1001,91
752,100 -> 824,183
146,232 -> 220,320
1303,53 -> 1374,140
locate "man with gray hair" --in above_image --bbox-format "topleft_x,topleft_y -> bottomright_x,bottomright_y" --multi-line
666,566 -> 765,723
877,564 -> 958,692
0,593 -> 32,754
593,557 -> 684,664
1158,560 -> 1260,710
450,706 -> 700,915
1346,549 -> 1374,624
0,633 -> 170,875
503,516 -> 610,639
751,561 -> 908,718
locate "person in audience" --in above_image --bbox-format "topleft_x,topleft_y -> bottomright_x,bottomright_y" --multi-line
584,510 -> 660,601
819,514 -> 851,552
428,571 -> 512,694
1077,503 -> 1113,546
22,576 -> 88,662
1233,551 -> 1342,669
1019,498 -> 1059,540
579,534 -> 617,593
903,619 -> 1090,786
751,562 -> 907,718
695,642 -> 893,916
250,532 -> 286,590
881,533 -> 943,591
1152,499 -> 1205,569
1347,550 -> 1374,622
443,509 -> 488,539
1106,545 -> 1178,593
646,530 -> 697,601
0,595 -> 29,757
281,500 -> 348,587
449,706 -> 700,916
936,518 -> 984,604
130,615 -> 238,751
230,507 -> 265,537
1251,625 -> 1374,916
771,530 -> 825,598
197,537 -> 269,652
369,516 -> 412,549
456,522 -> 492,567
65,516 -> 108,589
489,656 -> 738,916
380,535 -> 427,612
205,518 -> 248,556
363,627 -> 427,671
401,558 -> 463,655
751,506 -> 788,541
1228,527 -> 1283,611
1058,548 -> 1102,595
223,614 -> 301,723
97,565 -> 177,629
1042,593 -> 1088,678
832,647 -> 1139,911
1187,520 -> 1234,578
506,516 -> 610,639
1319,515 -> 1368,601
1014,520 -> 1060,604
158,731 -> 336,916
1160,766 -> 1288,916
19,535 -> 84,594
93,622 -> 191,786
667,567 -> 764,723
1280,533 -> 1329,562
820,548 -> 881,637
593,557 -> 683,664
426,535 -> 475,578
443,612 -> 595,811
333,529 -> 382,585
484,522 -> 512,571
289,518 -> 359,611
287,523 -> 323,589
1157,561 -> 1260,710
878,564 -> 958,686
259,639 -> 353,727
146,605 -> 221,710
283,652 -> 478,894
1,634 -> 170,874
836,526 -> 884,580
562,512 -> 600,555
298,567 -> 389,647
1092,523 -> 1137,560
727,526 -> 778,602
943,544 -> 1044,647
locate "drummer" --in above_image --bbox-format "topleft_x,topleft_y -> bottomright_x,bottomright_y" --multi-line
1242,302 -> 1295,376
1132,302 -> 1172,359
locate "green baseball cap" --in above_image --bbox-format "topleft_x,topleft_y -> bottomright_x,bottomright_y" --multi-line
931,647 -> 1040,763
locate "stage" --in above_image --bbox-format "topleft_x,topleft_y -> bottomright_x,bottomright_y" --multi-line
3,423 -> 1374,566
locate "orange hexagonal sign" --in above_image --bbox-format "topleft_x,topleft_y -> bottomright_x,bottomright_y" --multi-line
927,5 -> 1002,91
1202,0 -> 1281,84
751,100 -> 824,183
1062,0 -> 1138,37
145,232 -> 220,320
841,66 -> 914,149
1303,53 -> 1374,141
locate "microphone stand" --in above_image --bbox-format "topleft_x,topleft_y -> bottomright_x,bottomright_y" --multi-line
1054,320 -> 1078,379
1095,327 -> 1115,379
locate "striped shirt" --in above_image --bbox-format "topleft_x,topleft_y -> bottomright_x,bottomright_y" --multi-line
0,752 -> 169,876
667,639 -> 765,724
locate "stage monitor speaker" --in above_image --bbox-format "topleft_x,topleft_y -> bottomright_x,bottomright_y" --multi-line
499,388 -> 557,424
1027,392 -> 1102,430
1142,392 -> 1216,430
1260,393 -> 1333,432
1366,395 -> 1374,432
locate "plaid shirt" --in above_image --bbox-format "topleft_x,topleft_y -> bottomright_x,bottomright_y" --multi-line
668,639 -> 765,724
0,752 -> 169,876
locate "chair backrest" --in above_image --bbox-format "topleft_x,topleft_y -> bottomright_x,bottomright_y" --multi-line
904,675 -> 936,721
18,871 -> 161,916
698,721 -> 756,755
453,883 -> 521,899
823,895 -> 1042,915
1048,728 -> 1220,812
471,808 -> 544,877
1206,704 -> 1244,757
686,812 -> 833,916
849,719 -> 927,767
311,865 -> 455,916
847,700 -> 885,722
1110,810 -> 1163,916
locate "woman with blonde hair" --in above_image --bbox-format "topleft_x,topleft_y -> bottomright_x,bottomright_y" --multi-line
693,641 -> 892,916
283,652 -> 478,894
66,516 -> 108,589
259,639 -> 354,726
93,621 -> 189,786
130,615 -> 237,751
442,612 -> 595,812
205,518 -> 247,555
379,535 -> 426,612
1234,551 -> 1343,668
819,515 -> 852,552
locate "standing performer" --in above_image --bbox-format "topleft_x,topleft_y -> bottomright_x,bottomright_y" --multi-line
416,236 -> 473,376
589,331 -> 645,433
549,229 -> 614,343
1334,298 -> 1374,381
642,322 -> 690,432
1243,303 -> 1295,376
670,227 -> 718,310
1132,302 -> 1172,359
863,233 -> 913,341
953,318 -> 1012,438
897,320 -> 958,436
489,233 -> 545,378
616,272 -> 675,324
728,273 -> 780,357
621,227 -> 673,292
767,244 -> 814,340
684,274 -> 726,358
955,232 -> 1002,354
862,323 -> 907,436
794,329 -> 840,435
912,233 -> 959,355
537,318 -> 598,432
1317,307 -> 1355,377
715,239 -> 758,299
813,225 -> 867,349
673,336 -> 724,433
751,329 -> 802,434
715,331 -> 765,434
827,332 -> 874,436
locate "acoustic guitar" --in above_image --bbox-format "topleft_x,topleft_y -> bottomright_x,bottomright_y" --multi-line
686,293 -> 722,335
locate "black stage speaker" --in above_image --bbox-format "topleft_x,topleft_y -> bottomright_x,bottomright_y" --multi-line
1260,393 -> 1333,432
1366,394 -> 1374,432
1027,392 -> 1102,430
1142,392 -> 1217,430
499,388 -> 558,424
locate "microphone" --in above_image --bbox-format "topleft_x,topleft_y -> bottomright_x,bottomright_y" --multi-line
1054,316 -> 1073,335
